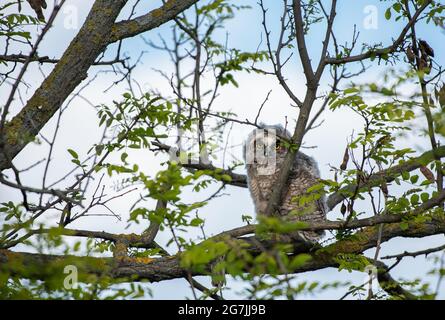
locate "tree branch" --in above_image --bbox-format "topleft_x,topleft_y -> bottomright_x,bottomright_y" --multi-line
109,0 -> 199,43
373,260 -> 418,300
2,218 -> 444,285
325,0 -> 432,65
2,186 -> 444,285
327,145 -> 445,210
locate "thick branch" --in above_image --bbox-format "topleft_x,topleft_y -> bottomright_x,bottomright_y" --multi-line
3,187 -> 444,284
1,227 -> 164,250
1,219 -> 443,284
109,0 -> 199,43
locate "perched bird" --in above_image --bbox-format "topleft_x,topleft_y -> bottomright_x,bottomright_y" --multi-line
418,39 -> 434,58
243,124 -> 327,243
26,0 -> 47,21
59,203 -> 72,227
405,46 -> 416,64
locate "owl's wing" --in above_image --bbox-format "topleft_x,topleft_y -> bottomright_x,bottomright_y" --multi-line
284,165 -> 327,219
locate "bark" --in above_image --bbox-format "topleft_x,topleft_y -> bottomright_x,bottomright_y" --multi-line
109,0 -> 200,43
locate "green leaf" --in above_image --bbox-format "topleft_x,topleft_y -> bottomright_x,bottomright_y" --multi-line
400,221 -> 409,231
290,254 -> 312,269
401,171 -> 410,180
393,3 -> 402,13
344,87 -> 359,94
95,144 -> 104,156
190,217 -> 204,227
221,174 -> 232,182
410,194 -> 419,205
420,192 -> 429,203
385,8 -> 392,20
67,149 -> 79,159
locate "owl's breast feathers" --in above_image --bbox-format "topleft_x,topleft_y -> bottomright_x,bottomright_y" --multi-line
246,152 -> 327,241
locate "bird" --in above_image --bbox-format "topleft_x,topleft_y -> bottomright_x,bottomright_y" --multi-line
243,124 -> 327,243
405,46 -> 416,64
26,0 -> 47,21
59,202 -> 72,227
418,39 -> 434,58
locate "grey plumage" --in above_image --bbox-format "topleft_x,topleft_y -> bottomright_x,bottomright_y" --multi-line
244,124 -> 327,242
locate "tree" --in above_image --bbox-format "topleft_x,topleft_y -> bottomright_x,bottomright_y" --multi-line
0,0 -> 444,300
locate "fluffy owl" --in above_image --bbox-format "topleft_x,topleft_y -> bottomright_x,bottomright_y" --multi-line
244,124 -> 327,243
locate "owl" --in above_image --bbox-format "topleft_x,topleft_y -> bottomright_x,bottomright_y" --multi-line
243,124 -> 327,243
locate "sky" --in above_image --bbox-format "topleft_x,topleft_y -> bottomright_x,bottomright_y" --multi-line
1,0 -> 445,299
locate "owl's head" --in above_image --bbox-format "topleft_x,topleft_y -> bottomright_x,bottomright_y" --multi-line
243,123 -> 291,166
